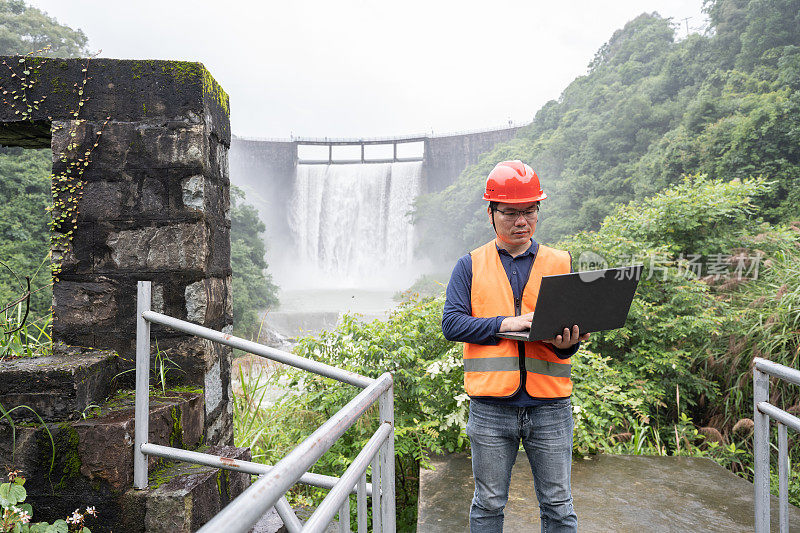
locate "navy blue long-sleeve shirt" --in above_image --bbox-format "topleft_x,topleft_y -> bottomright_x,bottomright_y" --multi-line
442,239 -> 579,407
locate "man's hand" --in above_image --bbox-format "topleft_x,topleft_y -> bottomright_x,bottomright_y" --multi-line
543,325 -> 590,350
499,312 -> 533,332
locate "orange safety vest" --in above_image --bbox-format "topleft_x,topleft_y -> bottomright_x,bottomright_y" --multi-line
464,241 -> 573,399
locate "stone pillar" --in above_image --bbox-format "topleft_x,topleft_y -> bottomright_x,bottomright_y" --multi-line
0,58 -> 235,445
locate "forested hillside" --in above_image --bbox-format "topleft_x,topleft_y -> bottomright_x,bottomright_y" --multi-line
414,0 -> 800,262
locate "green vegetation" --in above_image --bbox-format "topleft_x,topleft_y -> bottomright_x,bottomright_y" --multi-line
0,147 -> 53,319
0,0 -> 88,57
1,470 -> 96,532
234,296 -> 461,528
413,0 -> 800,262
391,274 -> 446,302
231,186 -> 279,337
0,300 -> 52,360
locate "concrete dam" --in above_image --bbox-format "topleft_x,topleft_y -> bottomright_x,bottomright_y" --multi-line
229,125 -> 523,289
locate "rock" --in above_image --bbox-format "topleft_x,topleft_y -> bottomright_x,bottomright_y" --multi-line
52,279 -> 117,327
181,175 -> 205,211
0,346 -> 118,421
185,277 -> 227,324
106,223 -> 208,271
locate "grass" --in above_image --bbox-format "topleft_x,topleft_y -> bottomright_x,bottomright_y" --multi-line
708,247 -> 800,425
231,359 -> 294,463
0,300 -> 52,361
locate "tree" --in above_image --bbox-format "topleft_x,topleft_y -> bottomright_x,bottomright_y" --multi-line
0,146 -> 51,316
0,0 -> 88,56
230,187 -> 279,336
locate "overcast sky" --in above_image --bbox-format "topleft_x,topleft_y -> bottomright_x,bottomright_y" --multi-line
28,0 -> 707,140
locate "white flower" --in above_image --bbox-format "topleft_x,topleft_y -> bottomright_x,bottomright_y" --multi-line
86,506 -> 97,517
67,509 -> 83,524
572,405 -> 582,414
17,509 -> 30,524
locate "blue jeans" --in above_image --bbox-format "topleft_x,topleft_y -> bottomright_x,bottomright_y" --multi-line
466,399 -> 577,533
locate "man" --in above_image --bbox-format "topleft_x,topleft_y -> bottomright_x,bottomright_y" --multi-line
442,160 -> 588,532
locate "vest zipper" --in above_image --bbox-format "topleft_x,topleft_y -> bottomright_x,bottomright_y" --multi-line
514,297 -> 526,388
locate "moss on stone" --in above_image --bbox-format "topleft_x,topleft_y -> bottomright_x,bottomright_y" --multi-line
148,461 -> 207,489
215,469 -> 231,498
160,60 -> 201,85
101,389 -> 136,411
130,61 -> 144,80
38,422 -> 82,492
158,60 -> 231,116
167,385 -> 203,394
25,57 -> 47,67
169,406 -> 183,449
148,461 -> 179,489
201,67 -> 230,117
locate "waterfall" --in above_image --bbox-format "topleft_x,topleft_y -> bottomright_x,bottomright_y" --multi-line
288,161 -> 422,288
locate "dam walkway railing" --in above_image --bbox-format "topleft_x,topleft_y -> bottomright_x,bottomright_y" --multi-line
133,281 -> 396,532
753,357 -> 800,533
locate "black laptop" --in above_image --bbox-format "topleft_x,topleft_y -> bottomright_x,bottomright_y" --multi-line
496,265 -> 643,342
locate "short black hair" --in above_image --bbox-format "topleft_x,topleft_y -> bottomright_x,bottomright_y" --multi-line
488,201 -> 539,211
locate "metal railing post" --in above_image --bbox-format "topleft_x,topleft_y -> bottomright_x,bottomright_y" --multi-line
778,422 -> 789,533
379,381 -> 395,532
274,496 -> 302,533
134,281 -> 151,489
338,498 -> 350,532
754,365 -> 770,533
357,473 -> 367,533
371,451 -> 382,532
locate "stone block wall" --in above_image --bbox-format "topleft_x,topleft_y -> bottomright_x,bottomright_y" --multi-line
0,58 -> 234,445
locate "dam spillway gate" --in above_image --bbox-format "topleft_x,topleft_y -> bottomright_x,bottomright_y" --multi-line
296,137 -> 425,165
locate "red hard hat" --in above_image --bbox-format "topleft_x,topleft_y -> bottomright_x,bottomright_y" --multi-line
483,160 -> 547,203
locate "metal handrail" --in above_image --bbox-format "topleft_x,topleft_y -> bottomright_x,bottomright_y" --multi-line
140,442 -> 374,496
133,281 -> 395,532
753,357 -> 798,533
141,309 -> 372,388
197,374 -> 393,532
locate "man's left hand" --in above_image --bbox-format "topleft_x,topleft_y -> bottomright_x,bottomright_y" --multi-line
544,325 -> 590,350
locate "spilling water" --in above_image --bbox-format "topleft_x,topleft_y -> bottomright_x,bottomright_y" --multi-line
287,161 -> 422,289
263,161 -> 425,340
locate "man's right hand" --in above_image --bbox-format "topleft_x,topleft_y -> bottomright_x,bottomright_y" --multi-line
499,312 -> 533,332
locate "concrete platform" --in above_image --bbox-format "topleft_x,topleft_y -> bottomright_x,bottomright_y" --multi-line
418,452 -> 800,532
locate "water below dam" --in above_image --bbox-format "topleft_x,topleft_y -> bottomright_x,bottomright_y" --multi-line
263,288 -> 398,340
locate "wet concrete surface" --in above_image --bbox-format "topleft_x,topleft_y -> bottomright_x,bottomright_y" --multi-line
418,452 -> 800,532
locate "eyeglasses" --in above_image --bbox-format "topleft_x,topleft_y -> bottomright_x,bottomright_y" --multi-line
494,205 -> 539,221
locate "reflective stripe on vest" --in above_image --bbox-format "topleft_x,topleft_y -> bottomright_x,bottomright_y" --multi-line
463,241 -> 573,399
